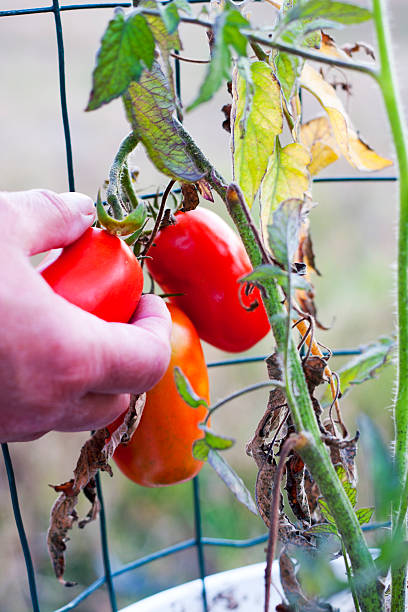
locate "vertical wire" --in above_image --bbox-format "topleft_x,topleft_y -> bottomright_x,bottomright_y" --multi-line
95,472 -> 118,612
193,477 -> 208,612
52,0 -> 75,191
175,47 -> 209,611
2,444 -> 41,612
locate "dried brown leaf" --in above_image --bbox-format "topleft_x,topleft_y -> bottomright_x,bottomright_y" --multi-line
181,183 -> 199,211
196,178 -> 214,202
47,394 -> 146,584
285,454 -> 311,524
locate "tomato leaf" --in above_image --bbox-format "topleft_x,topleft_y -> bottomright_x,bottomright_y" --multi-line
305,522 -> 339,536
260,140 -> 310,239
335,464 -> 357,507
87,8 -> 155,111
283,1 -> 372,27
318,499 -> 336,525
358,415 -> 400,521
187,7 -> 249,111
300,63 -> 392,171
231,61 -> 283,207
321,337 -> 395,408
355,507 -> 374,526
300,116 -> 340,176
160,0 -> 192,34
201,425 -> 235,451
267,198 -> 305,270
241,263 -> 312,291
124,62 -> 204,181
192,438 -> 210,461
207,450 -> 258,515
174,366 -> 208,408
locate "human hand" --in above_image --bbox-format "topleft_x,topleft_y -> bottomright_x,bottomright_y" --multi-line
0,190 -> 172,443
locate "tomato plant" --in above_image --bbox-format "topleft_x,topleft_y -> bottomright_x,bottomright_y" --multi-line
39,227 -> 143,323
109,304 -> 209,487
146,208 -> 270,353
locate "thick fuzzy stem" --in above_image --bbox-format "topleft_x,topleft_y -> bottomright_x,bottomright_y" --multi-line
371,1 -> 408,609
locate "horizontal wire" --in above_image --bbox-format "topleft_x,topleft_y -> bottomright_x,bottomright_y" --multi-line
53,519 -> 390,611
206,349 -> 363,368
0,0 -> 210,18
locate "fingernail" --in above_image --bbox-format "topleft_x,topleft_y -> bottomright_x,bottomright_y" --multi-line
59,192 -> 96,218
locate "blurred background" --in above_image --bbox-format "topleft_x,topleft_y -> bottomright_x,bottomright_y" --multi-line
0,0 -> 405,610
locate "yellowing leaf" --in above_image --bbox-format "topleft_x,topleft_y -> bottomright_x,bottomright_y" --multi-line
260,141 -> 310,238
232,61 -> 283,207
300,63 -> 392,171
300,116 -> 339,176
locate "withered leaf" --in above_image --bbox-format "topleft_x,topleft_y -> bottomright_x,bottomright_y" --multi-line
285,453 -> 311,524
47,394 -> 145,585
196,178 -> 214,202
181,183 -> 199,211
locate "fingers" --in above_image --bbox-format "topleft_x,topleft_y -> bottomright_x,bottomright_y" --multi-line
88,295 -> 172,395
0,189 -> 95,255
55,393 -> 130,433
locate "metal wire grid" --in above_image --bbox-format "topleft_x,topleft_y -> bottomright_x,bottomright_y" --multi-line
0,2 -> 397,611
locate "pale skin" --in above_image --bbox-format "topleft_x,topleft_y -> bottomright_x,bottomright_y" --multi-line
0,189 -> 172,443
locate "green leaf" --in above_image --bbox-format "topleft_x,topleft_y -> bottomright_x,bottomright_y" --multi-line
355,507 -> 374,526
241,263 -> 312,292
305,522 -> 339,536
232,61 -> 283,207
260,140 -> 310,238
207,450 -> 258,515
201,426 -> 235,451
87,8 -> 155,111
188,7 -> 249,111
161,0 -> 192,35
267,198 -> 304,269
174,367 -> 208,408
275,51 -> 301,105
318,499 -> 336,524
124,62 -> 204,181
192,438 -> 210,461
141,0 -> 181,101
358,415 -> 400,521
335,464 -> 357,507
284,0 -> 372,27
321,337 -> 395,407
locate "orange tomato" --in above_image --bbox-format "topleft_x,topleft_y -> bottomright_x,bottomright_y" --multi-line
110,304 -> 209,486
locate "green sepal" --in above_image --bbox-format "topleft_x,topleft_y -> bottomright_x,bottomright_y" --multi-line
97,192 -> 147,236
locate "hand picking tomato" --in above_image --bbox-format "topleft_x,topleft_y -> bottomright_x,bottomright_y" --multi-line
146,208 -> 270,352
39,227 -> 143,322
109,304 -> 209,487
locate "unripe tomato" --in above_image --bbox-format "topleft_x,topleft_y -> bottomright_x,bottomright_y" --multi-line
146,208 -> 270,352
109,304 -> 209,487
39,227 -> 143,322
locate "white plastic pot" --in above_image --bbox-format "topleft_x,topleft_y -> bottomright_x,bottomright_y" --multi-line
120,559 -> 354,611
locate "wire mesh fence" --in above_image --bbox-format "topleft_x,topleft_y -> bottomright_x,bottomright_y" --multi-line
0,2 -> 398,611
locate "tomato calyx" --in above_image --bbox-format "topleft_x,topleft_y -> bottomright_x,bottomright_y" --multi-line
96,191 -> 147,237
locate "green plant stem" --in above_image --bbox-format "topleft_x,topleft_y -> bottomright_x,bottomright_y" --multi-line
139,8 -> 378,77
120,160 -> 139,211
180,123 -> 382,609
107,132 -> 139,219
371,1 -> 408,610
342,539 -> 361,612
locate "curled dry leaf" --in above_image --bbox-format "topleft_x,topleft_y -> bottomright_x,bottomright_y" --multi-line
285,453 -> 311,524
181,183 -> 199,211
196,178 -> 214,202
47,393 -> 146,585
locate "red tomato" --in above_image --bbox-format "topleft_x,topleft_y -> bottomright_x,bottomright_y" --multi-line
39,227 -> 143,322
110,304 -> 209,487
146,208 -> 270,352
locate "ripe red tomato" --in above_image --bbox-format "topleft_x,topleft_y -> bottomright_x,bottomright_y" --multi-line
39,227 -> 143,322
146,208 -> 270,352
109,304 -> 209,487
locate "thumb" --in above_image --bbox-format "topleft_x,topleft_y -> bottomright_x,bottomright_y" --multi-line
0,189 -> 96,255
